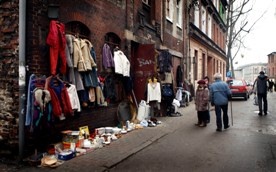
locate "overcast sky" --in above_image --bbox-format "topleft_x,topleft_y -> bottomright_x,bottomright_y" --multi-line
233,0 -> 276,68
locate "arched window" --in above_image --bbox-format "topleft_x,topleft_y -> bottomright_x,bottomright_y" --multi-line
65,21 -> 90,38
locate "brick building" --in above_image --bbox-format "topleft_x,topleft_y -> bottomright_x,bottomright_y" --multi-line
0,0 -> 228,159
187,0 -> 228,84
267,52 -> 276,80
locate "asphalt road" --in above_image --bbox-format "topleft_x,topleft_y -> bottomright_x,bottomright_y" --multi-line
109,93 -> 276,172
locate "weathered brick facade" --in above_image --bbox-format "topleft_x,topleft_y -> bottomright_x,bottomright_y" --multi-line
1,0 -> 186,158
0,0 -> 20,155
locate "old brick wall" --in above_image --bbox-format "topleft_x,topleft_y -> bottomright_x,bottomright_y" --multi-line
0,0 -> 20,155
23,0 -> 127,153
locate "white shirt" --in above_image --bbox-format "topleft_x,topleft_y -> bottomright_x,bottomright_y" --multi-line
147,82 -> 161,103
114,50 -> 130,77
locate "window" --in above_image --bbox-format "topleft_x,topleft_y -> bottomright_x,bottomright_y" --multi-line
141,0 -> 155,26
176,0 -> 182,28
194,5 -> 200,27
201,6 -> 206,33
207,14 -> 212,38
166,0 -> 174,22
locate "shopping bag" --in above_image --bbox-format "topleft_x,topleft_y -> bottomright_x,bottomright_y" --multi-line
137,100 -> 150,121
253,95 -> 258,106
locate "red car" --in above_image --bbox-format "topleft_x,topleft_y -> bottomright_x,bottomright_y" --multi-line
227,79 -> 251,100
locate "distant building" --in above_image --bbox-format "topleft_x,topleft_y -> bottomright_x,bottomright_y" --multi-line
234,63 -> 267,83
267,52 -> 276,80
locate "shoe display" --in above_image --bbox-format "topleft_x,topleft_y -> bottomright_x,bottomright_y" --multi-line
216,128 -> 222,132
224,125 -> 230,129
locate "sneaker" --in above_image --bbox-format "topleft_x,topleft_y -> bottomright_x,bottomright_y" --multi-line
216,128 -> 222,132
224,125 -> 230,129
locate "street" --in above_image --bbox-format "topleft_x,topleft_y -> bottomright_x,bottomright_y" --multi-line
2,92 -> 276,172
109,93 -> 276,172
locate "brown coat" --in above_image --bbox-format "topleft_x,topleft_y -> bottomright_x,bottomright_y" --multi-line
195,87 -> 209,111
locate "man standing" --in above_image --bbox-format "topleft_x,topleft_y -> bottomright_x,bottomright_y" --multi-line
209,73 -> 232,132
253,71 -> 269,116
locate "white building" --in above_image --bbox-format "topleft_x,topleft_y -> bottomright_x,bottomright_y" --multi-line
234,63 -> 267,83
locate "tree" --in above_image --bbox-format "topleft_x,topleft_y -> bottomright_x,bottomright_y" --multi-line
226,0 -> 265,78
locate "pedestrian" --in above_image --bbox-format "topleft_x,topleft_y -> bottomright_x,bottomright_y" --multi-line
253,71 -> 269,116
209,73 -> 232,132
268,79 -> 273,92
203,76 -> 210,123
194,79 -> 209,127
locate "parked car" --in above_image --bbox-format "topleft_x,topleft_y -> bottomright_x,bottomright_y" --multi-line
226,79 -> 251,100
246,81 -> 254,95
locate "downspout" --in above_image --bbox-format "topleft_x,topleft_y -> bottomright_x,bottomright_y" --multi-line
19,0 -> 26,160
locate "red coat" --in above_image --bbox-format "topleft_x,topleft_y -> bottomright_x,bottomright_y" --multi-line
46,20 -> 67,75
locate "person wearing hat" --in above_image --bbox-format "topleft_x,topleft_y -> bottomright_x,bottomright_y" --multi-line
209,73 -> 232,132
203,76 -> 211,123
253,71 -> 269,116
194,79 -> 209,127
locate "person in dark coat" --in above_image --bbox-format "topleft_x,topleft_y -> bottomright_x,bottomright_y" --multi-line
253,71 -> 269,116
203,76 -> 210,123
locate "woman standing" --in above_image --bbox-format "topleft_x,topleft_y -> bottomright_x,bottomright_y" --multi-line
194,80 -> 209,127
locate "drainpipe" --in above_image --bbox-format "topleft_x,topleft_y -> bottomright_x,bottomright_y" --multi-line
19,0 -> 26,160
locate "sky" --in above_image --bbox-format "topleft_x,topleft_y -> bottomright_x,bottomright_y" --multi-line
233,0 -> 276,68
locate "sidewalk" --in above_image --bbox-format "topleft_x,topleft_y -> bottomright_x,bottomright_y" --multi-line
17,103 -> 195,172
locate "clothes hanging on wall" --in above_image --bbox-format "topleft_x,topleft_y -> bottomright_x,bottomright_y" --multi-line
65,34 -> 85,91
46,20 -> 67,75
146,78 -> 161,103
157,50 -> 172,73
45,76 -> 73,119
102,43 -> 115,69
25,74 -> 46,126
113,49 -> 130,77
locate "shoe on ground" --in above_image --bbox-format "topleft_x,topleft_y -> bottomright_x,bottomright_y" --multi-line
224,125 -> 230,129
264,112 -> 267,115
199,124 -> 207,127
195,123 -> 201,126
258,113 -> 262,116
216,128 -> 222,132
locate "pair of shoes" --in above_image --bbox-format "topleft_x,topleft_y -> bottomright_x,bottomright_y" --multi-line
224,125 -> 230,129
216,128 -> 222,132
258,113 -> 262,116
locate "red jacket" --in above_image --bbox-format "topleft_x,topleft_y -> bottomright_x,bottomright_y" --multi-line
46,77 -> 73,118
46,20 -> 67,75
